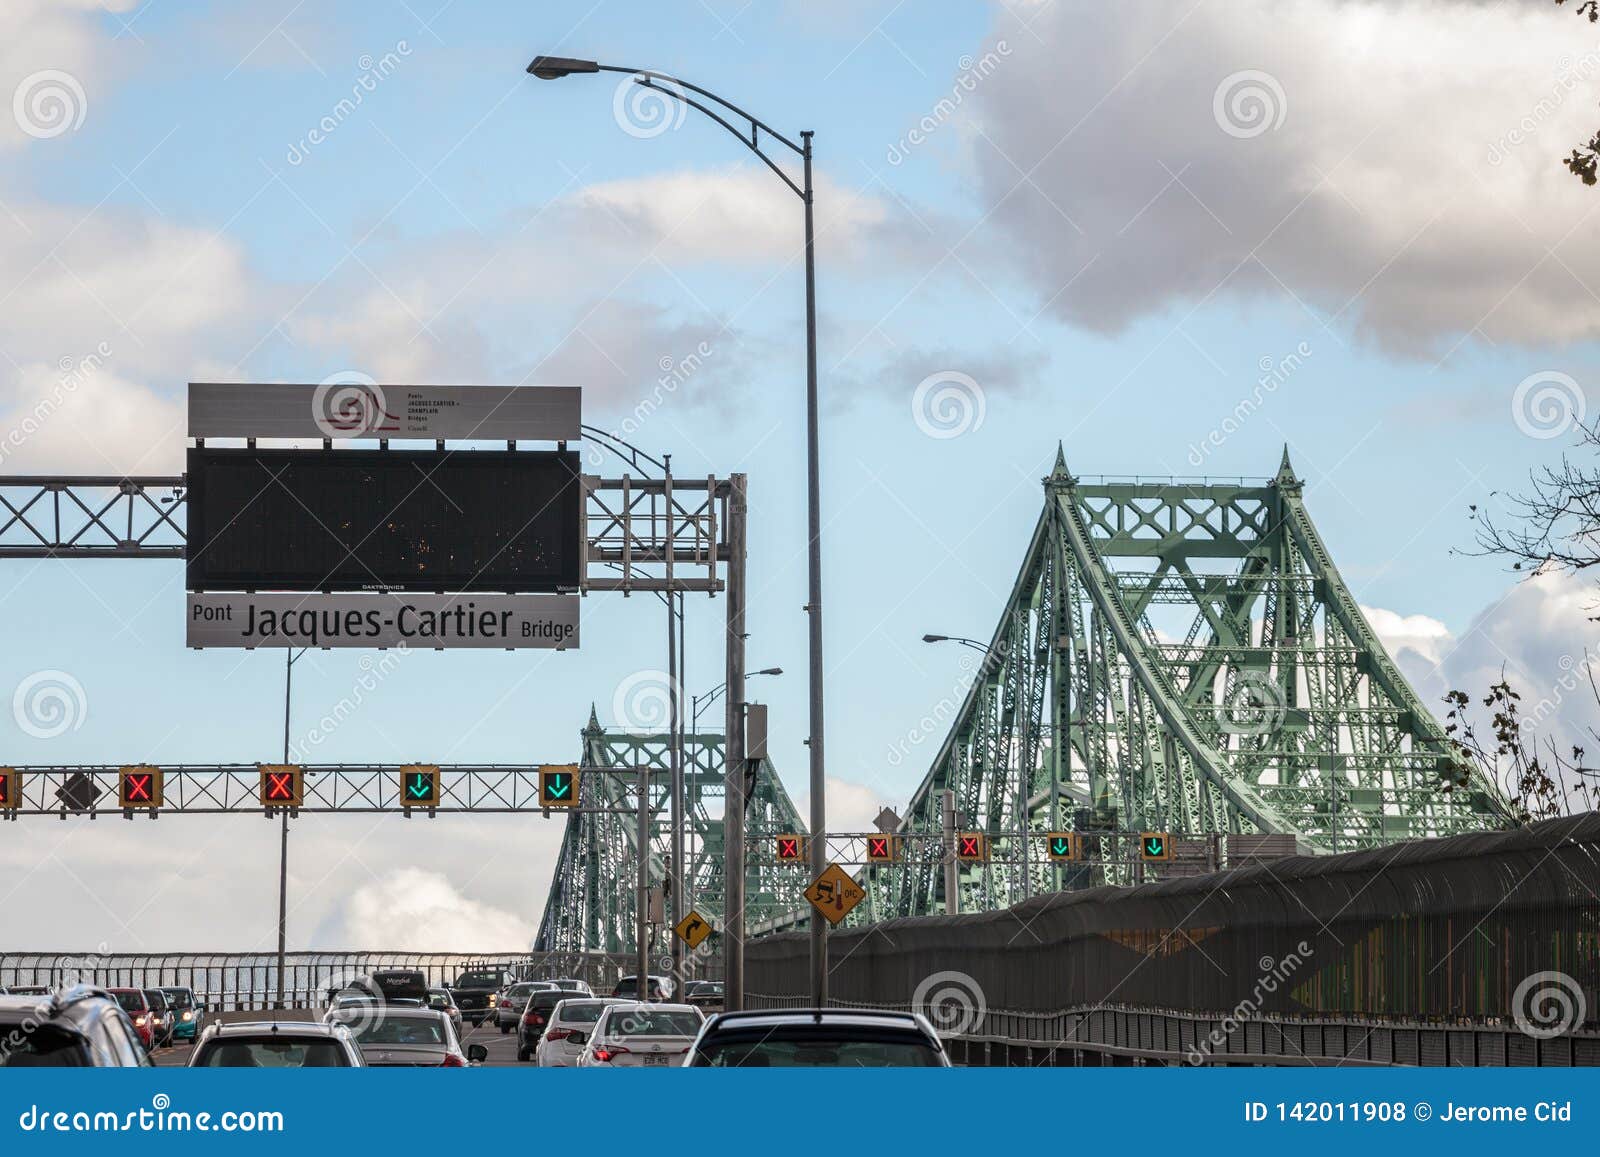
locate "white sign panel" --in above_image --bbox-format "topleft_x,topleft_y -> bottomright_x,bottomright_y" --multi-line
187,593 -> 579,650
188,382 -> 581,441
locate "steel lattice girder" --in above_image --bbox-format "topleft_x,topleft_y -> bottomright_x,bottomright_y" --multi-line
534,710 -> 810,953
879,447 -> 1506,920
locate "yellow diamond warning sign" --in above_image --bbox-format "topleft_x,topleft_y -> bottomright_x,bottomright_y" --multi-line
804,862 -> 866,925
673,909 -> 713,949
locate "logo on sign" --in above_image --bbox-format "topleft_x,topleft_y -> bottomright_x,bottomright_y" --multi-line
312,375 -> 400,438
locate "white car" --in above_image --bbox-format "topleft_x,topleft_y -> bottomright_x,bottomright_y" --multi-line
535,997 -> 626,1067
575,1002 -> 704,1067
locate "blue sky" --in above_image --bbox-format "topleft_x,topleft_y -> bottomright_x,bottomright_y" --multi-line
2,0 -> 1598,950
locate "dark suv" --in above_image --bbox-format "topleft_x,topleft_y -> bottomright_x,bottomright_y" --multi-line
0,987 -> 152,1067
686,1009 -> 950,1067
515,988 -> 572,1062
448,968 -> 510,1026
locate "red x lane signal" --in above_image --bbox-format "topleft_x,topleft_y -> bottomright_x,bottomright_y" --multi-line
259,764 -> 303,809
956,832 -> 989,862
0,767 -> 20,810
775,834 -> 807,862
865,834 -> 899,862
118,766 -> 163,810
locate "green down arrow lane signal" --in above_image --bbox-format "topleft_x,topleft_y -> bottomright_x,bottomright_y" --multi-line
540,765 -> 580,809
399,765 -> 440,808
1140,832 -> 1171,861
1046,832 -> 1078,862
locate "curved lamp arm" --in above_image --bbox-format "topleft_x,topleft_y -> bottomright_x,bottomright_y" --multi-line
528,57 -> 809,201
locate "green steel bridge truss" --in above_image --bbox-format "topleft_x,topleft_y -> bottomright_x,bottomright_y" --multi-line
534,711 -> 809,953
874,448 -> 1504,918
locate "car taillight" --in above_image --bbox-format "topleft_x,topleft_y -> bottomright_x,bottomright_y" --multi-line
544,1029 -> 570,1041
439,1054 -> 467,1067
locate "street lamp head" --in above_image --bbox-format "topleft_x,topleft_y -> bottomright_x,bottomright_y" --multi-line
922,634 -> 948,644
756,667 -> 783,676
526,55 -> 600,80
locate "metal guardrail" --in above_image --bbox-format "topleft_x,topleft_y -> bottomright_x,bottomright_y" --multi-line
0,950 -> 663,1011
744,995 -> 1600,1067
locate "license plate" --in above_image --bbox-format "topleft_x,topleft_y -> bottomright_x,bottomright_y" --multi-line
642,1054 -> 669,1066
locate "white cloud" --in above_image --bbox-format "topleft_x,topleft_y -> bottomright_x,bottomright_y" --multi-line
0,361 -> 185,474
0,1 -> 138,152
1361,604 -> 1453,669
315,868 -> 536,953
969,1 -> 1600,352
796,776 -> 893,835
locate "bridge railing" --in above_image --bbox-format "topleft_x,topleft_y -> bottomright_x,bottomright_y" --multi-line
0,950 -> 643,1011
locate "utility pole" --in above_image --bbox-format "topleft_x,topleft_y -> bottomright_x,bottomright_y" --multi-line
942,788 -> 959,916
723,475 -> 748,1009
276,648 -> 298,1010
637,762 -> 650,996
668,590 -> 684,987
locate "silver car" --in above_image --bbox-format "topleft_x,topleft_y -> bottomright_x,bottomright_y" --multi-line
493,981 -> 557,1031
327,1007 -> 486,1067
576,1002 -> 704,1067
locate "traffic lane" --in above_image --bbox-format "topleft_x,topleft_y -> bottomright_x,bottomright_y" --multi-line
461,1016 -> 528,1067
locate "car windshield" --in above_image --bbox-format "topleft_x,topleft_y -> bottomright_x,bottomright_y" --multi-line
554,1002 -> 608,1024
454,971 -> 501,988
427,992 -> 452,1008
195,1037 -> 351,1067
111,992 -> 145,1012
159,989 -> 193,1009
0,1024 -> 86,1067
506,984 -> 535,999
144,991 -> 167,1010
553,980 -> 585,990
694,1035 -> 943,1067
604,1010 -> 700,1037
352,1018 -> 446,1046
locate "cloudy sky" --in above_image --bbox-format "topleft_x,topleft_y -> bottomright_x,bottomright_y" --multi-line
2,0 -> 1600,953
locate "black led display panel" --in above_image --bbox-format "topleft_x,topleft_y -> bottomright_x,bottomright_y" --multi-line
186,448 -> 581,592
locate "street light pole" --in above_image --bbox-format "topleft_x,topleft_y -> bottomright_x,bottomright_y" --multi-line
525,56 -> 828,1007
276,647 -> 304,1010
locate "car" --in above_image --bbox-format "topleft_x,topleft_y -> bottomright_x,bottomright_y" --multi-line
548,978 -> 593,995
425,987 -> 463,1039
142,987 -> 175,1048
7,985 -> 49,997
610,974 -> 675,1001
190,1021 -> 366,1067
683,980 -> 724,1012
107,988 -> 156,1052
685,1009 -> 951,1067
514,988 -> 596,1061
157,986 -> 205,1045
534,997 -> 626,1067
447,967 -> 511,1025
493,981 -> 557,1032
0,987 -> 151,1067
576,1002 -> 704,1067
327,1007 -> 487,1067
